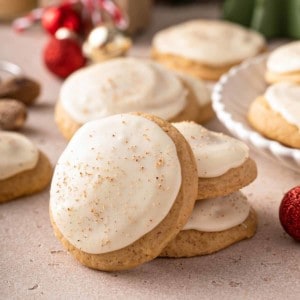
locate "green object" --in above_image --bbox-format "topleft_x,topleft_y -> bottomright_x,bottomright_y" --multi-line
222,0 -> 300,39
251,0 -> 285,38
286,0 -> 300,38
223,0 -> 255,26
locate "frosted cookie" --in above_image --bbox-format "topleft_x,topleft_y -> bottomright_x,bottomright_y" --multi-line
0,132 -> 52,203
160,192 -> 257,258
55,57 -> 213,140
248,82 -> 300,148
50,113 -> 198,271
152,20 -> 266,81
265,41 -> 300,84
173,122 -> 257,199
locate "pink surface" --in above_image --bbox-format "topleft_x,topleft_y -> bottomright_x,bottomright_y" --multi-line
1,4 -> 300,299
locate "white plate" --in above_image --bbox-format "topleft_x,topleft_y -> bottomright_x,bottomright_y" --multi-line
212,55 -> 300,174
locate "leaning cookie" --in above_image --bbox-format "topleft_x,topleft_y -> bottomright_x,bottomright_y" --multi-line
50,113 -> 198,271
152,20 -> 266,81
248,82 -> 300,149
173,122 -> 257,199
160,192 -> 257,258
265,41 -> 300,84
0,132 -> 52,203
55,57 -> 213,140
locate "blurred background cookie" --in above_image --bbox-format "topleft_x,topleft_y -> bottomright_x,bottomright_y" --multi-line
248,82 -> 300,149
55,57 -> 213,139
152,19 -> 266,81
265,41 -> 300,84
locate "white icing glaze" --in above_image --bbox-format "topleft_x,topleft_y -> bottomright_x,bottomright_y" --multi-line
50,114 -> 182,254
175,72 -> 211,106
267,41 -> 300,74
265,82 -> 300,128
153,20 -> 265,66
60,57 -> 187,124
183,191 -> 250,232
173,122 -> 249,178
0,132 -> 39,180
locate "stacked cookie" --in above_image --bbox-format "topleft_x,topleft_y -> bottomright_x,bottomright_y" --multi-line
49,114 -> 257,271
152,20 -> 266,81
55,57 -> 213,140
248,42 -> 300,149
161,122 -> 257,257
50,113 -> 198,271
0,132 -> 52,203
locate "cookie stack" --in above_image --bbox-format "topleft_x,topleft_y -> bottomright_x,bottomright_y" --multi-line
49,114 -> 257,271
160,122 -> 257,257
248,41 -> 300,149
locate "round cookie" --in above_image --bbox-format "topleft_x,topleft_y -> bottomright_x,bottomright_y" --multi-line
50,113 -> 198,271
0,132 -> 52,203
160,192 -> 257,258
55,57 -> 212,140
265,41 -> 300,84
248,82 -> 300,149
196,158 -> 257,199
152,20 -> 266,81
173,122 -> 257,199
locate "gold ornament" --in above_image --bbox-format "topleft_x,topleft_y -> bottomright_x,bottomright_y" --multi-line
83,25 -> 132,63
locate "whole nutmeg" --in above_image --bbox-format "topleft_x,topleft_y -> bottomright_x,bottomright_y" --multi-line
0,99 -> 27,130
0,76 -> 40,106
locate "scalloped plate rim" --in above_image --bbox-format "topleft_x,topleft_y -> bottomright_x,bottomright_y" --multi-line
212,54 -> 300,173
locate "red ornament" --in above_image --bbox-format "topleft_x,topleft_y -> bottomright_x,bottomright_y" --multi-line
279,186 -> 300,241
42,4 -> 81,36
43,36 -> 86,78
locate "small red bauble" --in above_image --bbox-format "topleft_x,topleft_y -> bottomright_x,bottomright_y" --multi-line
43,37 -> 86,78
279,186 -> 300,241
42,4 -> 81,36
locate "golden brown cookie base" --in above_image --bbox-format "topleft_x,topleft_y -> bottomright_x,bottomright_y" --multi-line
152,48 -> 236,81
152,47 -> 266,81
0,151 -> 52,203
50,113 -> 198,271
55,89 -> 214,140
248,96 -> 300,149
265,70 -> 300,84
160,208 -> 257,258
197,158 -> 257,200
55,101 -> 82,140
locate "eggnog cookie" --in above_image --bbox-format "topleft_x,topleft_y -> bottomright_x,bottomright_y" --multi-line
152,20 -> 266,81
160,192 -> 257,258
55,57 -> 213,140
265,41 -> 300,84
248,82 -> 300,148
173,122 -> 257,199
50,113 -> 198,271
0,132 -> 52,203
